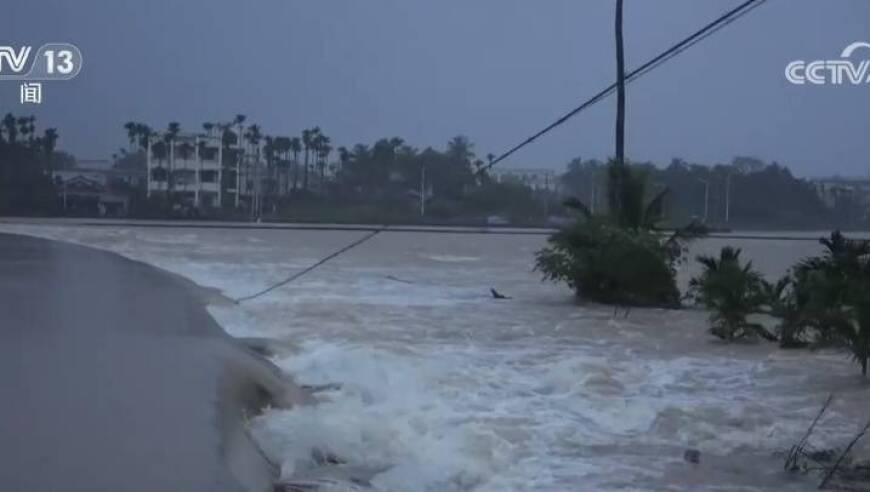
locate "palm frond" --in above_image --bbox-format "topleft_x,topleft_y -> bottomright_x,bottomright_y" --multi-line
562,197 -> 591,218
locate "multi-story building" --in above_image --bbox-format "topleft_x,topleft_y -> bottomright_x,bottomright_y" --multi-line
811,177 -> 870,223
146,133 -> 223,208
811,177 -> 870,209
489,167 -> 559,192
145,131 -> 336,214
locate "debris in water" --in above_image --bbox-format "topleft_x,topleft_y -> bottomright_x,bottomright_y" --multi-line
490,288 -> 511,299
683,449 -> 701,464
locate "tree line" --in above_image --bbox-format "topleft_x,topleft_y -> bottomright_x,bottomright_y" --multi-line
560,156 -> 847,230
0,113 -> 60,215
116,117 -> 553,223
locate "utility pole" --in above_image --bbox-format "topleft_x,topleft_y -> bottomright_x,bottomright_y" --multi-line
614,0 -> 626,168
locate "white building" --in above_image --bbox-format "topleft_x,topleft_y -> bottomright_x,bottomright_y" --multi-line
489,168 -> 559,192
53,168 -> 146,216
811,177 -> 870,210
146,133 -> 223,208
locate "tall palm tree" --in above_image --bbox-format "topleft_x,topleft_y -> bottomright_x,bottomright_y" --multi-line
244,124 -> 263,216
315,133 -> 331,191
272,136 -> 291,195
338,146 -> 350,166
232,115 -> 246,208
2,113 -> 17,143
42,128 -> 58,172
232,114 -> 246,138
263,135 -> 276,204
302,128 -> 314,191
124,121 -> 139,149
139,124 -> 152,150
17,117 -> 31,144
165,122 -> 181,198
289,137 -> 302,191
446,135 -> 474,163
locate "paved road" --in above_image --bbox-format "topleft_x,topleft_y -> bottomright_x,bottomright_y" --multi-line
0,233 -> 277,491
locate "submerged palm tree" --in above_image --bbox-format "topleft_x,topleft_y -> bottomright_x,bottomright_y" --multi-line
689,247 -> 774,341
792,232 -> 870,375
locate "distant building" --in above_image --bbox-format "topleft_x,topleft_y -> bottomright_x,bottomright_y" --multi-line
489,168 -> 559,192
811,177 -> 870,207
146,133 -> 223,208
53,168 -> 146,216
810,177 -> 870,222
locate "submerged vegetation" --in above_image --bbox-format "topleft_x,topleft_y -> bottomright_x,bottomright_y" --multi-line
692,232 -> 870,376
688,247 -> 774,341
535,161 -> 705,308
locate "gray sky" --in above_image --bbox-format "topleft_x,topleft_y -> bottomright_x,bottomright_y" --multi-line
2,0 -> 869,177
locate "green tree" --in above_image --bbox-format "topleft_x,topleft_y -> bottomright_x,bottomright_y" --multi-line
689,247 -> 774,340
2,113 -> 17,143
793,232 -> 870,375
42,128 -> 58,172
302,128 -> 315,191
289,137 -> 302,191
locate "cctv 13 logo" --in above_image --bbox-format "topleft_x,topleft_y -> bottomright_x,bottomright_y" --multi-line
0,43 -> 82,80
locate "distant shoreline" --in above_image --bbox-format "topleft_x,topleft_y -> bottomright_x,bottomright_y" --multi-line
2,216 -> 868,241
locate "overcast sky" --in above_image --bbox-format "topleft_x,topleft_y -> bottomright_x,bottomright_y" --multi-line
2,0 -> 869,177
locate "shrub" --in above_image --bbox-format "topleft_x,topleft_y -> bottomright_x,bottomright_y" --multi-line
792,232 -> 870,376
536,218 -> 680,308
761,276 -> 813,348
688,247 -> 775,341
536,160 -> 704,309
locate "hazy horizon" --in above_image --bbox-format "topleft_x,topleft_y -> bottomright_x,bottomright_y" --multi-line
3,0 -> 870,178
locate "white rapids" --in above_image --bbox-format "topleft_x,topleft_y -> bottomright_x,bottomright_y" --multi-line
3,223 -> 868,491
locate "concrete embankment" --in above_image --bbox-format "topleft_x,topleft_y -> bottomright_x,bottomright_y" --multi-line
0,233 -> 308,491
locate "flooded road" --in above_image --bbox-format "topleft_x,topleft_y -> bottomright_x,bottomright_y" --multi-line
3,223 -> 868,491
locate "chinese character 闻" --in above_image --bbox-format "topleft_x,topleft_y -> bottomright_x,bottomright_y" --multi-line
20,82 -> 42,104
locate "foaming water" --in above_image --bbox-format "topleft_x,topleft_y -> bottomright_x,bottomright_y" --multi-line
3,223 -> 869,490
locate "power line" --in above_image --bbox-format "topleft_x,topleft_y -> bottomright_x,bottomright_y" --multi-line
481,0 -> 770,173
234,227 -> 385,303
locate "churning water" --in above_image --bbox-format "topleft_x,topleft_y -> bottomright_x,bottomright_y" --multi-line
4,223 -> 868,491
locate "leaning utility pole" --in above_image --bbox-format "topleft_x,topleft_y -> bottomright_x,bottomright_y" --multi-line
614,0 -> 626,167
